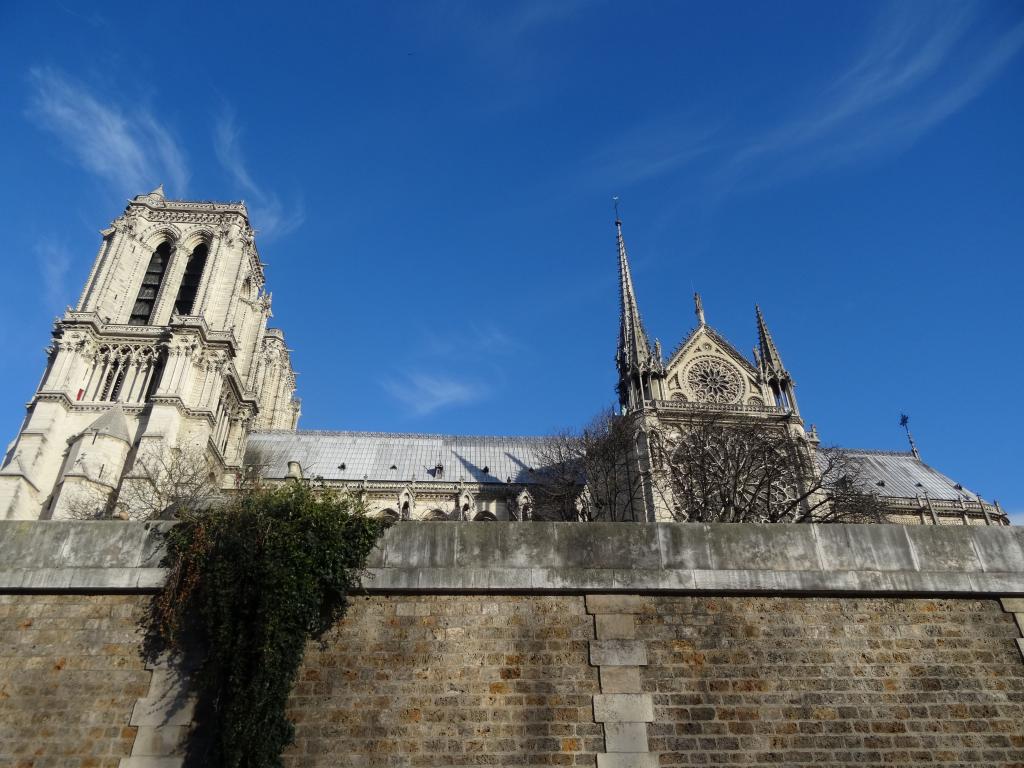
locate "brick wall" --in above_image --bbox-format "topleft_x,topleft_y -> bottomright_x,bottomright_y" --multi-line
284,595 -> 602,767
283,595 -> 1024,768
640,597 -> 1024,766
0,594 -> 151,768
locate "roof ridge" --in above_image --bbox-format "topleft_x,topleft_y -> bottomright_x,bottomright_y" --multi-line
833,447 -> 917,457
250,429 -> 553,442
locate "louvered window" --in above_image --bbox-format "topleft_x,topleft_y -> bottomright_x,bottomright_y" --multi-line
172,243 -> 208,316
129,242 -> 172,325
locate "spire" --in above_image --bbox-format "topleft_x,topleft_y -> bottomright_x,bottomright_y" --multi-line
615,210 -> 653,371
756,304 -> 800,417
755,304 -> 786,376
694,292 -> 705,325
147,184 -> 165,200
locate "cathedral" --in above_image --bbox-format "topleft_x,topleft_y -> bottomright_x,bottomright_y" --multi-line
0,189 -> 1008,526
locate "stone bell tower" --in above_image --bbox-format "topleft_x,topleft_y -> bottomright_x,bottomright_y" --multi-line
0,186 -> 300,520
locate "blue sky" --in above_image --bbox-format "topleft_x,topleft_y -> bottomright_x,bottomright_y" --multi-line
1,1 -> 1022,520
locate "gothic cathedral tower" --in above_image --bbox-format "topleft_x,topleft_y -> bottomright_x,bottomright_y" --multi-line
0,187 -> 299,520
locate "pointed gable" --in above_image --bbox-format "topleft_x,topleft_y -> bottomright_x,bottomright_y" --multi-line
663,324 -> 765,405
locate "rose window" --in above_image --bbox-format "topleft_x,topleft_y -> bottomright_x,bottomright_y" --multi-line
686,358 -> 742,403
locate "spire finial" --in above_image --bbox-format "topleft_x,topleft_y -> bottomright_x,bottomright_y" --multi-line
148,183 -> 165,200
613,196 -> 621,225
899,414 -> 921,459
694,292 -> 705,325
755,304 -> 786,374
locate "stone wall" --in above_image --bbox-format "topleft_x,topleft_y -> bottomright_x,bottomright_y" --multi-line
0,521 -> 1022,767
0,594 -> 150,768
281,594 -> 1024,767
285,595 -> 602,767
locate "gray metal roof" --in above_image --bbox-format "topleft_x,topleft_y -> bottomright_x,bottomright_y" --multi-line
248,431 -> 980,503
247,430 -> 549,484
831,448 -> 979,502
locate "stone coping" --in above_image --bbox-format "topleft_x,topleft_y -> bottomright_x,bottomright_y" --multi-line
0,520 -> 1022,595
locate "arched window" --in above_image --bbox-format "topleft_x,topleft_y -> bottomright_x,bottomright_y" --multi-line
129,242 -> 172,325
426,509 -> 447,521
172,243 -> 208,316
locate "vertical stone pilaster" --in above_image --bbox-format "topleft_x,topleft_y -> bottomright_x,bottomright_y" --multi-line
586,595 -> 658,768
1000,598 -> 1024,661
119,656 -> 196,768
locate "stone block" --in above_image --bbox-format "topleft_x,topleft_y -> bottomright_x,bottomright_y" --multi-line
0,569 -> 25,589
658,523 -> 714,569
596,752 -> 658,768
118,758 -> 184,768
604,722 -> 648,752
130,695 -> 196,727
379,523 -> 458,568
58,522 -> 137,567
590,640 -> 647,667
136,568 -> 168,590
1001,598 -> 1024,613
68,567 -> 141,590
595,614 -> 635,639
586,594 -> 644,615
600,666 -> 641,693
812,524 -> 917,572
131,725 -> 188,756
969,527 -> 1024,573
904,526 -> 983,572
139,524 -> 174,568
706,524 -> 819,572
554,524 -> 662,570
593,693 -> 654,723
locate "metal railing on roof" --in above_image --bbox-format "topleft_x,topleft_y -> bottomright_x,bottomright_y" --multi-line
645,399 -> 789,415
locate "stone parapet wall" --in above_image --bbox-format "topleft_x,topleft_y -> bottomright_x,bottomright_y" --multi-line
2,521 -> 1022,597
0,520 -> 1022,767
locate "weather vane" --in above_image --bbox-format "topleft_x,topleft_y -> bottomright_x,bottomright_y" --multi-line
899,413 -> 920,459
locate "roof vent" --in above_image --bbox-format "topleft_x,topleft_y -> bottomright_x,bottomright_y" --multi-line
876,480 -> 885,487
434,463 -> 444,478
482,465 -> 489,474
338,462 -> 346,471
389,464 -> 397,471
954,483 -> 963,490
506,476 -> 512,483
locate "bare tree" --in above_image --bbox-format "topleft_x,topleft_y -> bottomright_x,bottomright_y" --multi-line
61,483 -> 118,521
113,444 -> 224,521
533,408 -> 647,521
655,414 -> 885,523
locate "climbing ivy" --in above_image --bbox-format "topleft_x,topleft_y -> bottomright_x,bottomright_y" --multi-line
154,482 -> 389,768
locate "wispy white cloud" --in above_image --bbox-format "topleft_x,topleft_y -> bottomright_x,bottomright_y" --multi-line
588,116 -> 716,186
383,373 -> 481,416
27,67 -> 189,197
34,238 -> 72,310
214,109 -> 305,239
720,4 -> 1024,192
384,322 -> 521,414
